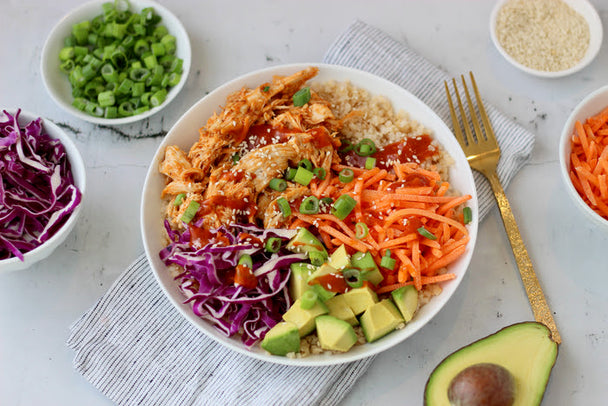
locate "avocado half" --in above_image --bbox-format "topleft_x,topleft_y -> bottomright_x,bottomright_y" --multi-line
424,322 -> 558,406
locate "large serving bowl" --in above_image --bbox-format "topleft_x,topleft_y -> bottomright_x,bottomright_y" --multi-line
140,63 -> 479,366
41,0 -> 191,125
0,109 -> 86,274
559,85 -> 608,231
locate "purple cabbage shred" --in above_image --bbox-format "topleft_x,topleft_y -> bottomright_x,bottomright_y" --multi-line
0,109 -> 82,261
160,221 -> 305,347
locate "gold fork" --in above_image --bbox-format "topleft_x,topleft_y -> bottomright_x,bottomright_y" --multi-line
444,72 -> 561,344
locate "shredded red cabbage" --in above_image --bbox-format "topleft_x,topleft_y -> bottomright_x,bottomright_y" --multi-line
160,221 -> 305,347
0,109 -> 82,261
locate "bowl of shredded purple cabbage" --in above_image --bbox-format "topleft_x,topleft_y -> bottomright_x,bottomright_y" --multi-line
0,109 -> 85,273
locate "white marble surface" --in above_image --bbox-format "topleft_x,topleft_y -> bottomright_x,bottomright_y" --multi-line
2,0 -> 608,404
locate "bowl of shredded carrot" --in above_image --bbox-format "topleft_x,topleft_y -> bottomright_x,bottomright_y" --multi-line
141,63 -> 479,365
560,86 -> 608,230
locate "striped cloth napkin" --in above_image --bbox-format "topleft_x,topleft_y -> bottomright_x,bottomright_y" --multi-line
68,20 -> 534,406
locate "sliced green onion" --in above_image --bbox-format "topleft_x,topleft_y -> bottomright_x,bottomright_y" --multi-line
284,167 -> 297,181
463,207 -> 472,224
60,60 -> 75,74
101,63 -> 118,82
150,88 -> 167,107
231,153 -> 240,164
293,166 -> 314,186
132,81 -> 145,97
129,67 -> 150,82
277,197 -> 291,218
72,97 -> 88,111
300,289 -> 318,309
180,200 -> 200,224
269,178 -> 287,192
173,193 -> 186,206
97,90 -> 115,107
265,237 -> 282,253
309,251 -> 326,266
339,139 -> 354,153
262,85 -> 270,92
417,226 -> 438,240
59,47 -> 75,61
320,197 -> 333,205
331,194 -> 356,220
355,222 -> 369,239
151,42 -> 166,56
343,268 -> 363,288
313,167 -> 326,180
238,254 -> 253,268
299,196 -> 320,214
355,138 -> 377,157
293,87 -> 311,107
339,168 -> 354,183
104,106 -> 118,118
118,101 -> 135,116
365,157 -> 376,170
380,251 -> 396,271
297,158 -> 313,171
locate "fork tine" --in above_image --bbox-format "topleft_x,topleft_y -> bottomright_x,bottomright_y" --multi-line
468,72 -> 498,147
443,81 -> 467,149
461,74 -> 484,142
451,78 -> 476,147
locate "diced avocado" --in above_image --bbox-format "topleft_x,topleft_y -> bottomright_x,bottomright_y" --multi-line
324,294 -> 358,326
350,251 -> 384,286
341,286 -> 378,315
391,285 -> 419,322
359,299 -> 404,343
289,262 -> 316,300
424,322 -> 559,406
282,298 -> 329,336
310,283 -> 336,302
261,321 -> 301,356
328,244 -> 350,270
315,315 -> 358,352
285,228 -> 328,260
307,263 -> 337,283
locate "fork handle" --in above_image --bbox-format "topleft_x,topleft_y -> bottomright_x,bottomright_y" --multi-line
485,170 -> 561,344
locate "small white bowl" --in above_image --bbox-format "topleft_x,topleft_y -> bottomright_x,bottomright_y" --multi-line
0,109 -> 86,274
41,0 -> 191,125
559,86 -> 608,230
490,0 -> 602,78
140,63 -> 479,366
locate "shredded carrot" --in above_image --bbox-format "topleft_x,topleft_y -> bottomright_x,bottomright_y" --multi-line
375,273 -> 457,294
287,161 -> 472,293
569,113 -> 608,221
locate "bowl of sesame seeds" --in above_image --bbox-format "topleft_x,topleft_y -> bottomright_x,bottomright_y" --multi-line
490,0 -> 602,78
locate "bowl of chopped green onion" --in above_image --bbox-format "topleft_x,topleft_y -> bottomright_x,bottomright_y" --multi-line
41,0 -> 191,124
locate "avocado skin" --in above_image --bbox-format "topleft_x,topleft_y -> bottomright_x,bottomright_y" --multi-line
424,322 -> 559,406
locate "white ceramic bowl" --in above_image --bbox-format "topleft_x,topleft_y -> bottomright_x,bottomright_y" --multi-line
559,86 -> 608,231
490,0 -> 602,78
0,109 -> 86,274
41,0 -> 191,125
140,63 -> 479,366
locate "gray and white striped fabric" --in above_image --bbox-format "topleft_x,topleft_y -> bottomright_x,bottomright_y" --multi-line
68,20 -> 535,406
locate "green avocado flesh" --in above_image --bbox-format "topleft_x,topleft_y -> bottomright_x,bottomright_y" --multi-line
424,322 -> 558,406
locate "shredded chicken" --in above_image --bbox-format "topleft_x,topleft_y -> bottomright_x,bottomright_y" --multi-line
159,66 -> 345,230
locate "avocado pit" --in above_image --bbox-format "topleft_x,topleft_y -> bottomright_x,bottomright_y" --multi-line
448,363 -> 515,406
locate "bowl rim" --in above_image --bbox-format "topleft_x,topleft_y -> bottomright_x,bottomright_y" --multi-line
0,108 -> 86,273
40,0 -> 191,125
559,85 -> 608,229
140,62 -> 479,366
489,0 -> 603,79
